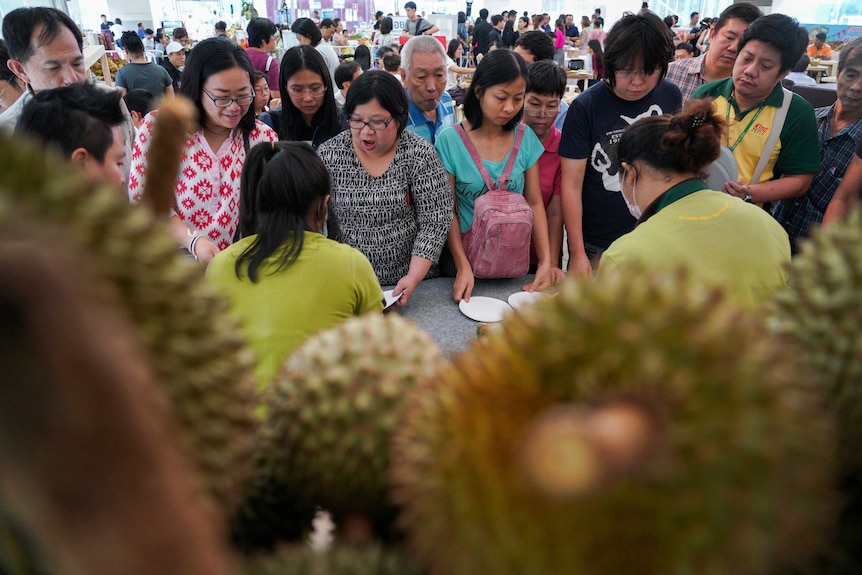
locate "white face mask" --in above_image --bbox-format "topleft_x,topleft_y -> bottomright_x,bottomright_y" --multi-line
621,168 -> 642,219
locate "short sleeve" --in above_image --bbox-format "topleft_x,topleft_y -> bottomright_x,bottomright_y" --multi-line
519,125 -> 544,170
434,126 -> 461,175
266,58 -> 280,91
775,96 -> 821,176
128,111 -> 157,203
559,93 -> 592,159
350,249 -> 385,314
161,66 -> 173,88
115,67 -> 129,90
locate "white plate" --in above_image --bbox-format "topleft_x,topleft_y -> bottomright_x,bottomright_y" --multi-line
705,146 -> 739,191
458,296 -> 512,323
382,289 -> 403,310
507,290 -> 550,309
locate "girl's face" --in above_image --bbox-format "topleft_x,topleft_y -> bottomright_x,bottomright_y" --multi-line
287,68 -> 326,125
478,77 -> 526,127
201,66 -> 253,131
348,97 -> 399,156
295,33 -> 311,45
454,45 -> 463,59
253,78 -> 270,112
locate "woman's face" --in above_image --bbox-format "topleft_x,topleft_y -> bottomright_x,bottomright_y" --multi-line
253,78 -> 270,112
295,33 -> 311,45
478,77 -> 526,127
287,69 -> 326,125
201,66 -> 254,131
454,44 -> 463,59
348,97 -> 399,157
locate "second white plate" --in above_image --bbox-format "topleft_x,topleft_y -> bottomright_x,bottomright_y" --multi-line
458,296 -> 512,323
507,290 -> 550,309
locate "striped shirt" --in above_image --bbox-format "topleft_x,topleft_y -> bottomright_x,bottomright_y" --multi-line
405,90 -> 456,144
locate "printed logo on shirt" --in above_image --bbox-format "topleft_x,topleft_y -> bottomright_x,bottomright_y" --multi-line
752,123 -> 769,136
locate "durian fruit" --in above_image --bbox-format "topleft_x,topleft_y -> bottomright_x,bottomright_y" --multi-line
235,314 -> 446,548
236,544 -> 424,575
769,208 -> 862,573
0,128 -> 258,517
392,266 -> 836,575
0,217 -> 232,575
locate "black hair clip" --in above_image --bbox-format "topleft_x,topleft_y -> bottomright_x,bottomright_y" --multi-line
690,116 -> 705,129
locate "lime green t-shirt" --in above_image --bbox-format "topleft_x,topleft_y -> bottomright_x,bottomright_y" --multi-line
206,231 -> 384,392
599,190 -> 790,307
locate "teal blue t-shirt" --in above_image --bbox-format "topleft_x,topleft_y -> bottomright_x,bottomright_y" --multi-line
435,123 -> 544,233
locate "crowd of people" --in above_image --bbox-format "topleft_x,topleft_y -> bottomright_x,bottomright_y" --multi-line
2,4 -> 862,389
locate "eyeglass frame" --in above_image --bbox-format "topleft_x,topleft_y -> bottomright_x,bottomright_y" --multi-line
202,87 -> 256,108
523,106 -> 560,118
615,68 -> 661,79
287,85 -> 327,98
348,115 -> 395,131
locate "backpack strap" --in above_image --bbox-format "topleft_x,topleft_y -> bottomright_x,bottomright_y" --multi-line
454,123 -> 524,192
749,87 -> 792,185
265,55 -> 274,74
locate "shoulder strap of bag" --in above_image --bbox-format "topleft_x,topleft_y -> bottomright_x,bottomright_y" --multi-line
750,87 -> 792,185
265,55 -> 274,73
454,124 -> 524,192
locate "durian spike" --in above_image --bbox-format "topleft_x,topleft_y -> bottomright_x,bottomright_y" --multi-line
0,219 -> 232,575
517,400 -> 666,500
141,95 -> 196,215
235,544 -> 425,575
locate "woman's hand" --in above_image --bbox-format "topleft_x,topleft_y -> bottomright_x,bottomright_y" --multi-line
453,266 -> 475,303
524,266 -> 566,291
523,263 -> 556,293
192,237 -> 220,265
393,274 -> 420,307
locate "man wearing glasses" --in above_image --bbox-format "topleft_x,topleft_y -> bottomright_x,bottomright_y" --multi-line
522,61 -> 566,270
559,12 -> 681,274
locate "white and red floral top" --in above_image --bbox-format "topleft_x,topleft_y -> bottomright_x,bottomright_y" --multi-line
129,111 -> 277,250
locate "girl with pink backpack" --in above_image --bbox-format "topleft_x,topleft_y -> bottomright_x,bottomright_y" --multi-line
434,49 -> 559,302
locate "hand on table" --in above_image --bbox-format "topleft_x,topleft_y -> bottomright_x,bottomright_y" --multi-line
522,263 -> 556,293
523,266 -> 566,291
393,275 -> 420,307
452,267 -> 475,303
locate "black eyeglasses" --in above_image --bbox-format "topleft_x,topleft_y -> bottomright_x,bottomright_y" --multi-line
348,116 -> 395,131
202,88 -> 255,108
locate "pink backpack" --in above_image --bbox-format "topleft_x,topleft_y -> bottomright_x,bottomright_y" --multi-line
455,124 -> 534,279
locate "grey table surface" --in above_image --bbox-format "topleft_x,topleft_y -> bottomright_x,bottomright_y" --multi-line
385,275 -> 535,357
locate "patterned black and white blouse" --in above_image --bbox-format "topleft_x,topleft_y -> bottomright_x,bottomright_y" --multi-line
317,129 -> 453,286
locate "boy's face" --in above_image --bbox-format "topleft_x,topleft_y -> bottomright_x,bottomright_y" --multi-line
521,91 -> 559,139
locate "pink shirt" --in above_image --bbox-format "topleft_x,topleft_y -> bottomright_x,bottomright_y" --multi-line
129,112 -> 277,249
531,126 -> 562,265
554,29 -> 565,49
246,48 -> 280,91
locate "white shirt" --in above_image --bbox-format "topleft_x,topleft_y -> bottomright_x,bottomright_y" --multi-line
315,42 -> 340,87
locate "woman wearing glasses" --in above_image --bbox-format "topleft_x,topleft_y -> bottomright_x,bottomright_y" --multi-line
434,49 -> 557,303
260,45 -> 341,149
128,37 -> 277,264
317,71 -> 452,306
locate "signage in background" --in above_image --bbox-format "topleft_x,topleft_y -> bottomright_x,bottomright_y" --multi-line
801,23 -> 862,43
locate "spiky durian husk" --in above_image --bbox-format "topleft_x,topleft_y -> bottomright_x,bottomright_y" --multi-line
243,313 -> 446,542
768,208 -> 862,573
236,544 -> 424,575
0,133 -> 258,516
769,208 -> 862,471
392,266 -> 836,575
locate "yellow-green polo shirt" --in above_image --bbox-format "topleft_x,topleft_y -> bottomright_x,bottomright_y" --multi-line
692,79 -> 820,184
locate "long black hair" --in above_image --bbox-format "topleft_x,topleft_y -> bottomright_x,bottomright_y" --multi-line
236,141 -> 331,282
179,36 -> 256,135
277,45 -> 341,145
